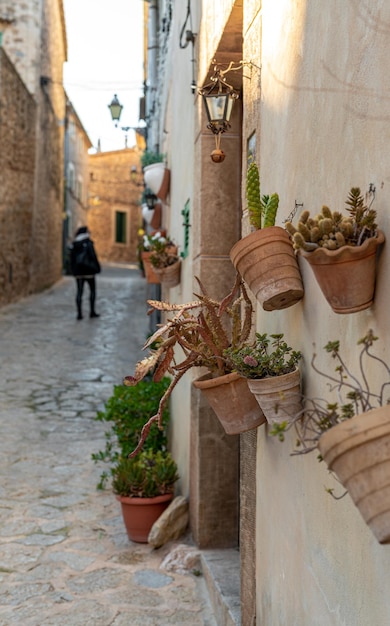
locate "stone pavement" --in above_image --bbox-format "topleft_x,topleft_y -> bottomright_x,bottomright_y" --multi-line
0,264 -> 217,626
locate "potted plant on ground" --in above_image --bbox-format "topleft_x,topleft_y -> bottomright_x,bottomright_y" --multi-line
224,333 -> 302,425
230,160 -> 304,311
141,150 -> 170,202
112,449 -> 179,543
92,377 -> 179,542
123,274 -> 266,456
273,330 -> 390,544
149,232 -> 181,288
285,187 -> 385,313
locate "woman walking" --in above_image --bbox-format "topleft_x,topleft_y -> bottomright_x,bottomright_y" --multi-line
69,226 -> 101,320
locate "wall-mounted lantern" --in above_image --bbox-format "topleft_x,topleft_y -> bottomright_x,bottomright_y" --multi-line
198,61 -> 240,163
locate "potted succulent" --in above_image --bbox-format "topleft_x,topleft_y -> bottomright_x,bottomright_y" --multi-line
92,377 -> 179,542
224,333 -> 302,425
148,232 -> 181,288
273,330 -> 390,545
230,160 -> 304,311
141,150 -> 170,202
123,274 -> 266,456
112,450 -> 179,543
285,187 -> 385,313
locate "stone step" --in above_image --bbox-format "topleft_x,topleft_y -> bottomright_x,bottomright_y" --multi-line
200,549 -> 241,626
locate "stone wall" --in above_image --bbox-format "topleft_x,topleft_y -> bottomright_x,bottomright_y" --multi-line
0,50 -> 36,306
0,0 -> 66,303
88,149 -> 143,264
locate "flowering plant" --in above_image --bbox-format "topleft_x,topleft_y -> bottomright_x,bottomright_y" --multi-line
142,231 -> 179,269
224,333 -> 302,379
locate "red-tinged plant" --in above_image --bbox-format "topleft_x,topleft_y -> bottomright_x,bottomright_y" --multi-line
123,274 -> 254,456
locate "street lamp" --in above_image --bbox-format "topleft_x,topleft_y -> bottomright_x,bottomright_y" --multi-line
108,94 -> 123,127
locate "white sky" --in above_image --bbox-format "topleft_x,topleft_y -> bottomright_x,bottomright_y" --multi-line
62,0 -> 144,153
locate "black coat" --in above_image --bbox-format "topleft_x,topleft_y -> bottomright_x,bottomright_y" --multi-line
70,237 -> 101,277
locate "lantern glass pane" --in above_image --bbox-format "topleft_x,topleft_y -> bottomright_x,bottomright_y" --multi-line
207,94 -> 229,122
109,103 -> 123,121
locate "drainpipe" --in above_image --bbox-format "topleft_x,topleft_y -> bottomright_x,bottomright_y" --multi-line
146,0 -> 159,152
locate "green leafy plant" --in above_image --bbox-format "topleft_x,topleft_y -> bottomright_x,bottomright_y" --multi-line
246,161 -> 279,230
123,274 -> 254,455
271,330 -> 390,455
92,377 -> 171,488
285,187 -> 378,252
224,333 -> 302,379
112,450 -> 179,498
141,150 -> 165,168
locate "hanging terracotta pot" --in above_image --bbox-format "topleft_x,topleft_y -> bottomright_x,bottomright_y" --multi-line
246,368 -> 302,425
117,493 -> 173,543
299,230 -> 385,314
318,406 -> 390,544
193,371 -> 266,435
230,227 -> 304,311
141,251 -> 160,284
154,258 -> 181,288
143,163 -> 171,201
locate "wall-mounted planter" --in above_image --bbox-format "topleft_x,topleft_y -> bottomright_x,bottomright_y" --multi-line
143,163 -> 170,202
299,230 -> 385,314
230,226 -> 304,311
193,371 -> 266,435
154,258 -> 181,288
141,251 -> 160,284
318,405 -> 390,544
246,368 -> 302,425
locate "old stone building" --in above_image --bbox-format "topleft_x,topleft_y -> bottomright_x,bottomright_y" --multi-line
87,148 -> 143,264
0,0 -> 66,305
144,1 -> 390,625
64,96 -> 93,257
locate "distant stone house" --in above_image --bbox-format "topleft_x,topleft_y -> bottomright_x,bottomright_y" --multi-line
63,96 -> 93,264
87,148 -> 143,264
0,0 -> 66,306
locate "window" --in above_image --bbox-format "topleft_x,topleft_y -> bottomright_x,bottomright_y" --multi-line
67,163 -> 75,192
76,176 -> 83,201
115,211 -> 127,243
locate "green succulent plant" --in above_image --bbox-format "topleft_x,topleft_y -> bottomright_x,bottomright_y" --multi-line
112,450 -> 179,498
141,150 -> 165,168
224,333 -> 302,379
285,187 -> 378,252
246,161 -> 279,230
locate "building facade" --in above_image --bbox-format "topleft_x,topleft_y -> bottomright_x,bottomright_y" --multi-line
143,1 -> 390,624
0,0 -> 67,304
64,96 -> 92,256
87,148 -> 143,265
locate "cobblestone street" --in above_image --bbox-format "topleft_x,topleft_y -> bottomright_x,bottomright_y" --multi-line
0,265 -> 216,626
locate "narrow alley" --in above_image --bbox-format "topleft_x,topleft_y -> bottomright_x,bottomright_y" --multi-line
0,265 -> 216,626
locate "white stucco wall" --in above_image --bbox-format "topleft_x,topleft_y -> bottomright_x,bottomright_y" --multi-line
248,1 -> 390,623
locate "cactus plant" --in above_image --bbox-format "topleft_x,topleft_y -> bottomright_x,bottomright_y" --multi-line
285,187 -> 378,252
246,161 -> 279,230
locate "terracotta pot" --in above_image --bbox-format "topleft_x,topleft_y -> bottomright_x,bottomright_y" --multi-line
230,227 -> 304,311
318,406 -> 390,544
247,368 -> 302,425
117,493 -> 173,543
299,230 -> 385,314
143,163 -> 170,201
141,251 -> 160,284
154,258 -> 181,288
193,371 -> 266,435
